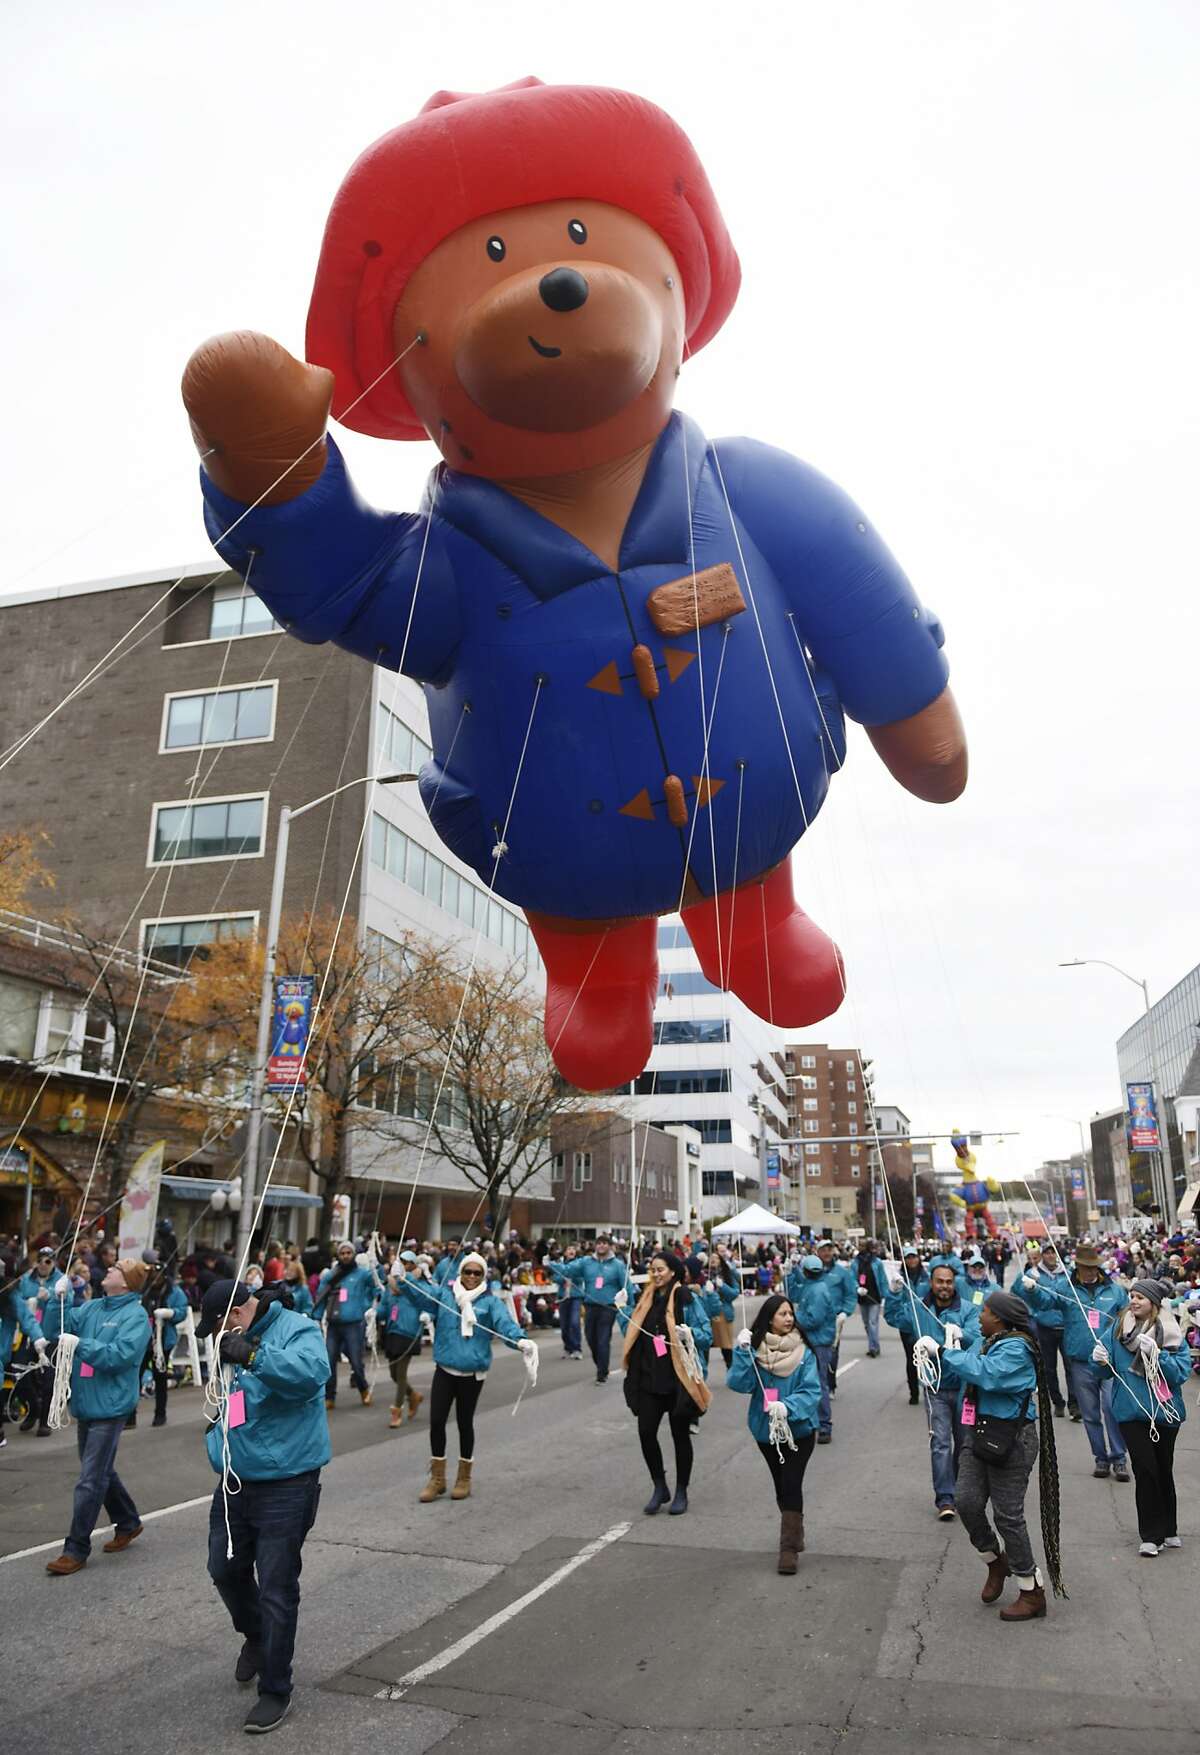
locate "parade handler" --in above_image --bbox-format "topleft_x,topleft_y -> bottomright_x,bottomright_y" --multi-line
197,1278 -> 331,1735
45,1257 -> 151,1576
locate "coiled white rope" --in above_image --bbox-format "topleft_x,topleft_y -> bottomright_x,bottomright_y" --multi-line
152,1311 -> 167,1374
47,1334 -> 78,1431
675,1322 -> 704,1385
767,1397 -> 798,1463
180,1307 -> 203,1389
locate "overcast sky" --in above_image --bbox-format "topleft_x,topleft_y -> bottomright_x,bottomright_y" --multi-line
3,0 -> 1197,1176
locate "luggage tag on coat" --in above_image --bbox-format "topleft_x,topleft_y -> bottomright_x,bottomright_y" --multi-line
972,1291 -> 984,1305
338,1287 -> 348,1303
227,1389 -> 246,1429
390,1305 -> 399,1322
1154,1376 -> 1172,1404
652,1334 -> 668,1357
79,1361 -> 94,1378
859,1274 -> 867,1286
960,1400 -> 977,1427
595,1276 -> 605,1290
1087,1308 -> 1101,1330
762,1387 -> 779,1405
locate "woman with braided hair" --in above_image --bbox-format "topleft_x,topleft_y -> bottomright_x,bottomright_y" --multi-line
916,1288 -> 1065,1620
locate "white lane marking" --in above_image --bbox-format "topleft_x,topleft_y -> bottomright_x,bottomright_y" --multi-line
376,1520 -> 632,1701
836,1359 -> 860,1377
0,1493 -> 212,1566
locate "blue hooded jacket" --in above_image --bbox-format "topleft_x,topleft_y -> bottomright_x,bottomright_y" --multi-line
939,1331 -> 1038,1421
63,1292 -> 151,1422
1020,1262 -> 1068,1331
314,1263 -> 379,1325
783,1269 -> 841,1347
382,1274 -> 427,1341
411,1278 -> 525,1374
728,1339 -> 822,1441
558,1253 -> 627,1307
1023,1272 -> 1127,1362
1090,1311 -> 1191,1425
204,1299 -> 331,1481
882,1270 -> 932,1336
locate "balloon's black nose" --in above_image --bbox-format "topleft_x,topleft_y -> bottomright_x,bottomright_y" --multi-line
538,267 -> 589,313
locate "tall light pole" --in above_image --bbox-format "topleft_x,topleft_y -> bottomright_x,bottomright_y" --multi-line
237,771 -> 413,1264
1042,1112 -> 1095,1218
1059,959 -> 1176,1227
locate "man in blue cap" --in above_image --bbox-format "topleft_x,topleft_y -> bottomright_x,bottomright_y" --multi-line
198,1276 -> 330,1734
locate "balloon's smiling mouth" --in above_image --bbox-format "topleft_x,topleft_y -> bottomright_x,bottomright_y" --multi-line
527,335 -> 562,359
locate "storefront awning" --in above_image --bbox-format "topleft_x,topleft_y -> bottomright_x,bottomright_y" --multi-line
160,1174 -> 322,1210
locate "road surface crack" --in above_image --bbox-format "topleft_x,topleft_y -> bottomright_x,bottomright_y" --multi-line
910,1534 -> 951,1678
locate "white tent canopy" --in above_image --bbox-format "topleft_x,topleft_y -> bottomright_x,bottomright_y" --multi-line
710,1203 -> 802,1238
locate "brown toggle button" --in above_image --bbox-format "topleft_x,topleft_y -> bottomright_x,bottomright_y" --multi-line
631,644 -> 660,700
664,775 -> 688,827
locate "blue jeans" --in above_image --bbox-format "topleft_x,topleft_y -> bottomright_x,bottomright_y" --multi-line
1067,1358 -> 1125,1465
925,1385 -> 964,1506
560,1296 -> 581,1354
325,1320 -> 367,1399
585,1304 -> 616,1378
66,1416 -> 141,1558
810,1342 -> 833,1435
208,1471 -> 322,1700
860,1300 -> 881,1353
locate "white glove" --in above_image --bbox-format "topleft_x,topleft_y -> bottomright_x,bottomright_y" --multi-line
36,1286 -> 49,1301
735,1328 -> 753,1349
54,1275 -> 70,1297
857,1287 -> 868,1299
1091,1341 -> 1110,1364
889,1277 -> 903,1294
614,1289 -> 628,1310
33,1337 -> 48,1357
834,1311 -> 847,1337
943,1322 -> 963,1352
27,1297 -> 38,1314
914,1334 -> 941,1359
1136,1331 -> 1158,1359
1020,1274 -> 1037,1289
155,1307 -> 174,1320
517,1338 -> 537,1359
355,1252 -> 371,1270
420,1313 -> 435,1336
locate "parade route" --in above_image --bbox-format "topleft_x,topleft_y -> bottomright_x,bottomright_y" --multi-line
1,1320 -> 1195,1753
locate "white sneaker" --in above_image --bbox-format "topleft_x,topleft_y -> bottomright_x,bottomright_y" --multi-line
1138,1541 -> 1161,1557
1162,1536 -> 1182,1549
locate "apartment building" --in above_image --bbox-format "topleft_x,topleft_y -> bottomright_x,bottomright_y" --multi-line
782,1041 -> 874,1235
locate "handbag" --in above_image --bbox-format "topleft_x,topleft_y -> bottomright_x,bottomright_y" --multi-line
967,1388 -> 1032,1464
382,1330 -> 421,1362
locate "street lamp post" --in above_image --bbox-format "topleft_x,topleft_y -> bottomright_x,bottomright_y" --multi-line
1059,959 -> 1176,1228
236,771 -> 414,1264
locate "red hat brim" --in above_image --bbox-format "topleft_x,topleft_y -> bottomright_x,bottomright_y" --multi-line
305,80 -> 740,440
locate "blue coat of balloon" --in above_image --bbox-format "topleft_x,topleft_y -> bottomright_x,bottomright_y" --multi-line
200,415 -> 949,920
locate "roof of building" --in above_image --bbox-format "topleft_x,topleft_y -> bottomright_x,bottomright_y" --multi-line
0,560 -> 224,614
1176,1040 -> 1200,1098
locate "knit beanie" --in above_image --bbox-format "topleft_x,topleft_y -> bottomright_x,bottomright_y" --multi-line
117,1258 -> 149,1293
1131,1277 -> 1166,1306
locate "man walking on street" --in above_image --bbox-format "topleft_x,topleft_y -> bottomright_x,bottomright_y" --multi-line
45,1257 -> 151,1575
313,1243 -> 378,1408
556,1236 -> 628,1382
199,1277 -> 331,1734
853,1241 -> 888,1358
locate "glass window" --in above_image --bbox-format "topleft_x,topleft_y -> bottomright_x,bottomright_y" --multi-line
801,1055 -> 816,1069
407,844 -> 426,892
845,1060 -> 856,1074
142,915 -> 254,969
441,870 -> 459,919
848,1123 -> 859,1135
653,1018 -> 730,1046
371,815 -> 388,871
488,901 -> 503,942
807,1163 -> 822,1177
210,583 -> 280,640
846,1080 -> 856,1093
848,1101 -> 857,1114
422,855 -> 443,906
800,1075 -> 817,1090
501,909 -> 515,953
165,685 -> 274,750
850,1144 -> 861,1156
804,1120 -> 819,1134
41,997 -> 77,1065
656,921 -> 685,950
152,797 -> 264,863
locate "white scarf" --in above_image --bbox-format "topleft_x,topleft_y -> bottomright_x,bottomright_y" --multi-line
451,1253 -> 489,1336
755,1326 -> 806,1378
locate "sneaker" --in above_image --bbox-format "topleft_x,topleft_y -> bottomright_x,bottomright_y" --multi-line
936,1503 -> 956,1521
1092,1462 -> 1110,1479
816,1432 -> 832,1445
235,1641 -> 262,1684
244,1694 -> 291,1734
1138,1541 -> 1161,1557
1112,1462 -> 1130,1482
1052,1405 -> 1064,1419
1162,1536 -> 1182,1549
1068,1403 -> 1082,1422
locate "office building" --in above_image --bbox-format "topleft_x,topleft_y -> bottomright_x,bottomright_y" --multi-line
1115,961 -> 1200,1207
542,1115 -> 701,1241
1089,1109 -> 1138,1220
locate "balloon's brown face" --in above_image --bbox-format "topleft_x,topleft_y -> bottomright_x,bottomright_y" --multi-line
392,199 -> 686,478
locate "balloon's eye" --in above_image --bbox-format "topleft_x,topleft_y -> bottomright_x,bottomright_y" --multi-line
567,219 -> 587,246
486,236 -> 506,262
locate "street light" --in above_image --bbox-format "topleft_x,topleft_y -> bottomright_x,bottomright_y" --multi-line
1041,1113 -> 1094,1216
237,771 -> 415,1262
1059,958 -> 1176,1226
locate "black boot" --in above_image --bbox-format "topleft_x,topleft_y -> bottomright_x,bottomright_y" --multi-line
668,1485 -> 689,1516
643,1479 -> 670,1516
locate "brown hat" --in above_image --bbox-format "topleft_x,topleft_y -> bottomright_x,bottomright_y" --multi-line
1073,1245 -> 1102,1269
116,1258 -> 150,1292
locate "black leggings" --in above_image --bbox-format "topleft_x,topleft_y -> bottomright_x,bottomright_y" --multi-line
429,1366 -> 484,1460
903,1340 -> 920,1400
756,1431 -> 816,1512
637,1392 -> 694,1489
1119,1420 -> 1179,1545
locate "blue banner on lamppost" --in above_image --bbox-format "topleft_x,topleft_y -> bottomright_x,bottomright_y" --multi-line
1126,1082 -> 1161,1151
267,975 -> 315,1093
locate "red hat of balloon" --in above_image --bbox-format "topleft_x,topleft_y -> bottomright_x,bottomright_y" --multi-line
306,78 -> 741,440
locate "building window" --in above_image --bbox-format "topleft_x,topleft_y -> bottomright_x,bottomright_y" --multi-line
804,1143 -> 821,1156
634,1069 -> 730,1096
804,1120 -> 819,1134
150,794 -> 266,864
142,914 -> 256,970
376,702 -> 433,775
800,1075 -> 817,1090
653,1018 -> 730,1045
822,1197 -> 838,1214
370,813 -> 532,962
845,1059 -> 856,1074
848,1123 -> 859,1135
161,683 -> 276,752
572,1151 -> 593,1191
801,1055 -> 816,1069
847,1101 -> 857,1114
550,1153 -> 565,1184
851,1165 -> 860,1178
850,1144 -> 860,1156
846,1080 -> 856,1093
803,1098 -> 818,1112
807,1163 -> 822,1178
210,582 -> 279,640
670,1119 -> 733,1143
0,974 -> 41,1059
646,1163 -> 658,1192
658,969 -> 722,998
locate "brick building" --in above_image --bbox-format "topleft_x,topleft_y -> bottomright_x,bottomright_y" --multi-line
543,1115 -> 699,1243
782,1041 -> 873,1235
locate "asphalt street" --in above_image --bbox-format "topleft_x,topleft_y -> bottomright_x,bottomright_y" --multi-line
0,1314 -> 1195,1754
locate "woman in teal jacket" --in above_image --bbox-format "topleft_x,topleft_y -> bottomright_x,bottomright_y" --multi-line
408,1252 -> 535,1503
282,1260 -> 315,1318
921,1289 -> 1065,1623
728,1293 -> 821,1574
706,1248 -> 741,1367
784,1258 -> 842,1442
382,1252 -> 428,1428
1090,1277 -> 1190,1556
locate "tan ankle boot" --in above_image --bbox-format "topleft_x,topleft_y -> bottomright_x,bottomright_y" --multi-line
419,1457 -> 447,1502
451,1459 -> 473,1500
407,1387 -> 423,1418
388,1404 -> 404,1429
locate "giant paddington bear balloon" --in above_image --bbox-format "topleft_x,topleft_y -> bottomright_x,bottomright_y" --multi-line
183,80 -> 967,1092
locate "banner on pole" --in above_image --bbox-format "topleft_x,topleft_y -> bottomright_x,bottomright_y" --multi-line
1126,1082 -> 1161,1151
765,1150 -> 781,1191
1070,1168 -> 1085,1196
267,976 -> 315,1093
118,1141 -> 165,1257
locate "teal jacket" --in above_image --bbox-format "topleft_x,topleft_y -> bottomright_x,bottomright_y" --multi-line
152,1284 -> 190,1356
882,1271 -> 932,1335
1023,1273 -> 1127,1363
204,1300 -> 331,1481
1091,1317 -> 1190,1425
852,1257 -> 890,1301
711,1270 -> 742,1318
286,1280 -> 315,1319
901,1291 -> 982,1350
925,1251 -> 966,1290
547,1258 -> 583,1300
939,1331 -> 1038,1421
382,1275 -> 427,1341
18,1268 -> 60,1340
728,1340 -> 822,1440
823,1261 -> 859,1315
1020,1264 -> 1068,1330
959,1274 -> 998,1319
433,1252 -> 462,1286
0,1284 -> 19,1368
314,1263 -> 379,1324
64,1292 -> 151,1421
784,1270 -> 841,1346
412,1278 -> 525,1374
558,1254 -> 628,1307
